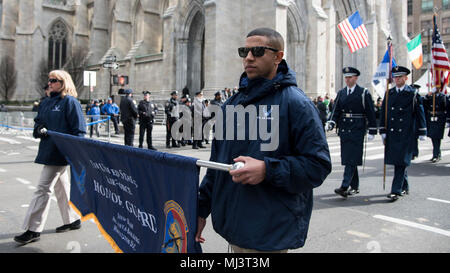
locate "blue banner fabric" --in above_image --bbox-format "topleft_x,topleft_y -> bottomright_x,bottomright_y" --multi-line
49,131 -> 202,253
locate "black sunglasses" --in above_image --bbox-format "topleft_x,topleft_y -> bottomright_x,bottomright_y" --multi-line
48,78 -> 61,83
238,46 -> 279,58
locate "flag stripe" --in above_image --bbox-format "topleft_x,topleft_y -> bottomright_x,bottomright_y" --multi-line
355,27 -> 368,47
412,55 -> 423,70
409,44 -> 422,60
407,34 -> 422,51
341,20 -> 359,51
338,23 -> 356,52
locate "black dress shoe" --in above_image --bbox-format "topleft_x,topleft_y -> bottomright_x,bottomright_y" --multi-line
334,188 -> 348,198
348,188 -> 360,196
198,144 -> 206,148
401,190 -> 409,195
387,193 -> 400,201
56,220 -> 81,233
149,146 -> 157,151
14,230 -> 40,244
166,144 -> 171,149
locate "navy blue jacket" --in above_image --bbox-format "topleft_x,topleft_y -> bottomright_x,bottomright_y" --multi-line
423,93 -> 448,139
198,60 -> 332,251
380,86 -> 426,166
331,85 -> 377,166
34,92 -> 86,165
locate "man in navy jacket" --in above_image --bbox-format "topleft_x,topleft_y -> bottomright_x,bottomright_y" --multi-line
195,28 -> 331,252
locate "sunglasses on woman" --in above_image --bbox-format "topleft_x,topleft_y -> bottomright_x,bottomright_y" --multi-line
48,78 -> 61,83
238,46 -> 279,58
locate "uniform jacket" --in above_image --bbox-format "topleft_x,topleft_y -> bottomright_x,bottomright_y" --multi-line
165,98 -> 179,119
138,99 -> 158,124
119,95 -> 138,122
198,60 -> 332,251
101,102 -> 119,115
379,85 -> 426,166
423,93 -> 449,139
33,92 -> 86,165
331,85 -> 377,165
87,105 -> 100,121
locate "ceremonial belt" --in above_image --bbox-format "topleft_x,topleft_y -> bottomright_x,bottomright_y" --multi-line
341,113 -> 366,118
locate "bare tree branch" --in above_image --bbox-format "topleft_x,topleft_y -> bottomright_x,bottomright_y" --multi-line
63,47 -> 89,96
0,56 -> 17,102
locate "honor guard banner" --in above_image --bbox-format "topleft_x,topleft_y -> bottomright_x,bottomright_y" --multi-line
48,131 -> 202,253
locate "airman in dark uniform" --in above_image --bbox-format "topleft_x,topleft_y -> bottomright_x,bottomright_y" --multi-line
138,91 -> 158,150
326,67 -> 377,198
379,66 -> 427,201
423,90 -> 449,162
119,89 -> 138,146
165,91 -> 180,148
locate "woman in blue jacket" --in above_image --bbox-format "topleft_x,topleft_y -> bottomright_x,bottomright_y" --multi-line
14,70 -> 86,245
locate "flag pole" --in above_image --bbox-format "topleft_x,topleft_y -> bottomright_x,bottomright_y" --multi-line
383,36 -> 393,191
432,13 -> 437,118
196,160 -> 244,172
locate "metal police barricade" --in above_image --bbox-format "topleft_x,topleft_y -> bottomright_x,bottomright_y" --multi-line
0,111 -> 34,135
85,114 -> 111,142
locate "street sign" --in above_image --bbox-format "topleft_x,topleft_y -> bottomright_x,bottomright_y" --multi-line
104,55 -> 116,63
102,62 -> 119,70
83,71 -> 96,87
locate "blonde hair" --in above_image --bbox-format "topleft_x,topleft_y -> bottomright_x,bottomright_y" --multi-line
48,70 -> 78,98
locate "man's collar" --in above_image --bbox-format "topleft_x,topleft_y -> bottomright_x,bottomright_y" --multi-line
396,84 -> 406,91
346,84 -> 356,91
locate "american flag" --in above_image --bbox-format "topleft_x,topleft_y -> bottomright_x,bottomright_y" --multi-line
338,11 -> 369,53
431,14 -> 450,93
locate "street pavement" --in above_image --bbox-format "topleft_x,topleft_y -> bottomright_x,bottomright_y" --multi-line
0,124 -> 449,253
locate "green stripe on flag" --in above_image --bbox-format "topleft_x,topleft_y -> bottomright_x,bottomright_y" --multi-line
407,34 -> 422,51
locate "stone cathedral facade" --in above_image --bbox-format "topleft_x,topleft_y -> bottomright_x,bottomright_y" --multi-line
0,0 -> 408,102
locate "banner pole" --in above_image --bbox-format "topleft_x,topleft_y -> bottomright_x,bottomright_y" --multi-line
196,160 -> 244,172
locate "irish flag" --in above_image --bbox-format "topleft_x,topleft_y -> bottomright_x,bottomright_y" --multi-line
407,34 -> 423,69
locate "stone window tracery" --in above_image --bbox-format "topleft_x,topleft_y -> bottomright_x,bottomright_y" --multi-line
48,21 -> 68,69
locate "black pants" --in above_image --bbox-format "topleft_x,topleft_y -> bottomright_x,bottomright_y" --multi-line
166,117 -> 178,146
341,165 -> 359,190
110,115 -> 119,134
431,138 -> 442,158
412,136 -> 419,157
89,124 -> 100,138
139,122 -> 153,148
391,165 -> 408,195
123,119 -> 136,146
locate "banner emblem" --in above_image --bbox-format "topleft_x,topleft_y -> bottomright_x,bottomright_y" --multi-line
161,200 -> 188,253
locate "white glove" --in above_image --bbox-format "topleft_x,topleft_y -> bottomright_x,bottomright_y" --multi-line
419,135 -> 426,141
325,121 -> 335,132
367,134 -> 375,141
381,133 -> 386,141
446,122 -> 450,128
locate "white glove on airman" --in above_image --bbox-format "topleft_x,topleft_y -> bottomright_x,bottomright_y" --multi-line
325,121 -> 335,132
